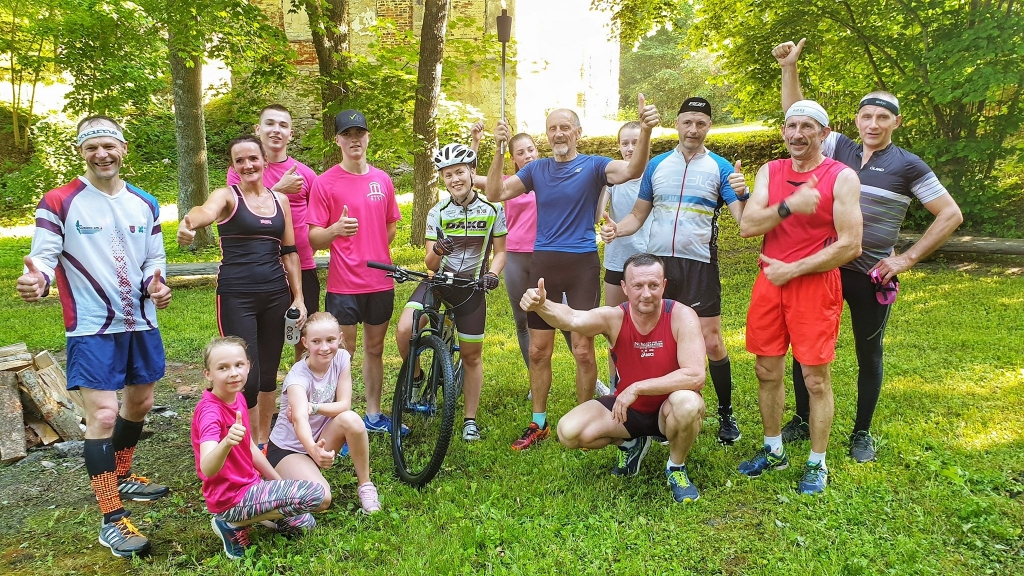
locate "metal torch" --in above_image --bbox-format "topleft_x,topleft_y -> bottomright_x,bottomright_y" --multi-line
496,4 -> 512,154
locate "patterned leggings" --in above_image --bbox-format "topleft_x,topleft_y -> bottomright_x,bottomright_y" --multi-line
215,479 -> 325,531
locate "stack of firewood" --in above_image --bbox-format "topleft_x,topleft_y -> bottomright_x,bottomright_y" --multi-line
0,343 -> 85,463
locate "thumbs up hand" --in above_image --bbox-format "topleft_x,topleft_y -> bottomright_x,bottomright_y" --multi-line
638,93 -> 660,130
312,438 -> 336,468
147,269 -> 172,309
177,215 -> 196,246
599,211 -> 619,244
520,277 -> 548,312
17,256 -> 47,302
728,160 -> 749,198
773,38 -> 806,67
432,229 -> 456,256
225,411 -> 246,446
788,174 -> 821,215
273,164 -> 304,195
334,204 -> 359,237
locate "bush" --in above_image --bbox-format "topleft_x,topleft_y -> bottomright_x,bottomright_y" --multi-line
0,120 -> 81,224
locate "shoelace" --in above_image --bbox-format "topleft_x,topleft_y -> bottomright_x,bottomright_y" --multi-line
617,449 -> 629,468
357,483 -> 380,510
519,425 -> 540,440
117,516 -> 144,538
668,470 -> 690,487
123,473 -> 150,485
232,526 -> 251,547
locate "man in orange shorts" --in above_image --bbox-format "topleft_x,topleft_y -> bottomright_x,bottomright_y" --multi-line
735,100 -> 862,494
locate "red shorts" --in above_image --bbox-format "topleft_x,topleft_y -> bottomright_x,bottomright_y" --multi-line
745,269 -> 843,365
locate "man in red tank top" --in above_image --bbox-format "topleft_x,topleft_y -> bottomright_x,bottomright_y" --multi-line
737,101 -> 863,495
521,254 -> 708,503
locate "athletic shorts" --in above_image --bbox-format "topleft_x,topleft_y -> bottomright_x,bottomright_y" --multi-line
604,269 -> 625,286
597,394 -> 663,439
66,329 -> 166,391
405,283 -> 486,343
325,290 -> 395,326
528,250 -> 600,330
745,268 -> 843,365
301,269 -> 321,315
663,257 -> 721,318
265,440 -> 304,468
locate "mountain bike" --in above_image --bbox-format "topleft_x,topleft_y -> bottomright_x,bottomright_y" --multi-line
367,261 -> 480,486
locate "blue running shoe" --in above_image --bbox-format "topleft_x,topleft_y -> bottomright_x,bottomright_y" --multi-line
210,516 -> 249,560
738,445 -> 789,477
666,466 -> 700,503
340,442 -> 349,457
363,413 -> 410,436
611,436 -> 652,477
798,462 -> 828,495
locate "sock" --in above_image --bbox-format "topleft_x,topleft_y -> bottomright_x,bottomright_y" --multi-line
112,416 -> 144,478
666,458 -> 684,471
765,435 -> 784,454
84,438 -> 125,523
808,450 -> 827,469
708,356 -> 733,412
619,438 -> 637,451
532,412 -> 546,428
367,413 -> 382,423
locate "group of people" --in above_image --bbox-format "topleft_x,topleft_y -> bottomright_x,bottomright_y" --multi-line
15,38 -> 962,560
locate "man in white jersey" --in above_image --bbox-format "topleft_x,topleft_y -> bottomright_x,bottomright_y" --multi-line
17,116 -> 172,558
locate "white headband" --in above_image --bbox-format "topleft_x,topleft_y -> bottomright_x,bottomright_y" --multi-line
76,127 -> 126,147
785,100 -> 830,128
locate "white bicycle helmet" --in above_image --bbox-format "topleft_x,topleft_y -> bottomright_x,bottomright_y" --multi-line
433,143 -> 477,171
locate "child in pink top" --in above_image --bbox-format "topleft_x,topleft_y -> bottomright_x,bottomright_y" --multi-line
191,337 -> 325,560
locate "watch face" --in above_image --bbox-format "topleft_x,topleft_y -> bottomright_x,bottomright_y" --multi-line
777,202 -> 791,218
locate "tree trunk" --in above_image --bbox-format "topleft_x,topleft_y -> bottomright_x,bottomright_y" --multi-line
303,0 -> 349,170
168,30 -> 213,249
410,0 -> 451,246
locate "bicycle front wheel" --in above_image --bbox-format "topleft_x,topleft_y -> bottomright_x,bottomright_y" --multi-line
391,334 -> 458,487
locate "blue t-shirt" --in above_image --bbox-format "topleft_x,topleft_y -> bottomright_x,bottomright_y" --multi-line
516,154 -> 612,253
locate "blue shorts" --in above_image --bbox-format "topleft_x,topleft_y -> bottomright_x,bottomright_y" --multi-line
66,329 -> 166,391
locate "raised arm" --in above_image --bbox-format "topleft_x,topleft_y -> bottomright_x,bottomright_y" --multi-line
520,278 -> 621,339
485,119 -> 528,202
773,38 -> 806,113
606,94 -> 660,185
178,187 -> 234,246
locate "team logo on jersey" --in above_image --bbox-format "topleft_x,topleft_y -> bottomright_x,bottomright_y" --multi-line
128,225 -> 146,233
75,221 -> 102,235
635,340 -> 663,359
869,166 -> 885,172
367,181 -> 385,201
446,221 -> 488,230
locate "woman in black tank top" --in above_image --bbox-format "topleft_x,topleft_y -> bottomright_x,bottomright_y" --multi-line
177,136 -> 306,447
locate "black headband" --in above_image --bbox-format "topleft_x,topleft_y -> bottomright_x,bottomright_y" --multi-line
859,97 -> 899,115
678,98 -> 712,117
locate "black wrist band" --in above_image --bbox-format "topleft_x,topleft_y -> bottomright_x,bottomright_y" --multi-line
777,201 -> 792,218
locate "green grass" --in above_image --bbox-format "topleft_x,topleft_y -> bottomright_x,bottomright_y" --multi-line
1,216 -> 1023,575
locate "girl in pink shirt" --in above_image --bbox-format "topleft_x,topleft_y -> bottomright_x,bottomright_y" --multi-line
191,337 -> 325,560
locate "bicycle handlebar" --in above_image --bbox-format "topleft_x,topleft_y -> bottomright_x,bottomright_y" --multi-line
367,261 -> 481,289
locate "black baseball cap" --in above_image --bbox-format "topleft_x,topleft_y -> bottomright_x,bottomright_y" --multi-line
335,109 -> 369,133
678,97 -> 712,118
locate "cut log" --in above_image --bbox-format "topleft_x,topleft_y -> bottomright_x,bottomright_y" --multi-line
897,234 -> 1024,257
0,372 -> 27,462
25,416 -> 60,445
0,352 -> 33,372
17,369 -> 84,441
33,353 -> 85,420
0,343 -> 28,357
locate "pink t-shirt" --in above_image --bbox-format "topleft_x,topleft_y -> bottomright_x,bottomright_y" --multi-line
191,390 -> 261,514
307,164 -> 401,294
268,349 -> 351,453
228,157 -> 319,270
504,191 -> 537,253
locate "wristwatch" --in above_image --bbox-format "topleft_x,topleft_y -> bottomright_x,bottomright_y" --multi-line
777,200 -> 792,219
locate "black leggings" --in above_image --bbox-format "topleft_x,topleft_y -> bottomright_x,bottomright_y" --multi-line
793,267 -> 893,433
217,289 -> 292,408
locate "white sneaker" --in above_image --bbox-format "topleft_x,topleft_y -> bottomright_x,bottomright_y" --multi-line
462,419 -> 481,441
594,379 -> 611,397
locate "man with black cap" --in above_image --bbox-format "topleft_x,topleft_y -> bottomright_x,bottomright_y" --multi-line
601,97 -> 748,447
308,110 -> 404,435
773,39 -> 963,463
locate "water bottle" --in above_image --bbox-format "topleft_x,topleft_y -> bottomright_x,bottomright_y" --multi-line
284,307 -> 301,345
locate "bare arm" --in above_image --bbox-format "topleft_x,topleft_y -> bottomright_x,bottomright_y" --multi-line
520,278 -> 622,339
307,225 -> 332,250
774,39 -> 806,112
251,440 -> 281,479
177,187 -> 234,245
872,194 -> 963,282
738,164 -> 777,237
278,195 -> 305,323
489,235 -> 507,276
615,198 -> 654,238
595,186 -> 609,225
387,220 -> 398,244
606,94 -> 660,185
485,120 -> 528,202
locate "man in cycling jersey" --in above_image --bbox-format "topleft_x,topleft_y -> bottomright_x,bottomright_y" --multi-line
394,143 -> 507,441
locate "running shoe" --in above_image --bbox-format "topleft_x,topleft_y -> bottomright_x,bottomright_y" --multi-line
210,516 -> 249,560
717,410 -> 742,445
363,413 -> 410,436
849,430 -> 877,463
781,415 -> 810,443
98,512 -> 151,558
117,473 -> 170,501
798,462 -> 829,495
357,482 -> 381,514
611,436 -> 652,477
462,419 -> 481,441
666,466 -> 700,503
738,445 -> 790,477
511,422 -> 549,451
594,379 -> 611,397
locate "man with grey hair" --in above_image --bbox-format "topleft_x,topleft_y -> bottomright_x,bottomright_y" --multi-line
773,39 -> 963,462
737,100 -> 862,495
487,96 -> 660,451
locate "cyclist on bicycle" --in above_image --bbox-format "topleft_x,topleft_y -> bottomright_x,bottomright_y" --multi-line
395,143 -> 507,441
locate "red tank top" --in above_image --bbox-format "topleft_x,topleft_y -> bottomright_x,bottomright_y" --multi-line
763,157 -> 846,263
610,300 -> 679,414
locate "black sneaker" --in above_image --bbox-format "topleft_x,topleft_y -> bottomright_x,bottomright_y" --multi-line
118,473 -> 170,501
849,430 -> 877,462
717,410 -> 741,445
98,511 -> 151,558
611,436 -> 652,477
781,415 -> 810,443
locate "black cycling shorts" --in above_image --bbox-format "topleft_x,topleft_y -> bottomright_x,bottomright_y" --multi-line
405,283 -> 486,343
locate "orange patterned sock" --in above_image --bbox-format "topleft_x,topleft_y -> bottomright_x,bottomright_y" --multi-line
114,447 -> 136,478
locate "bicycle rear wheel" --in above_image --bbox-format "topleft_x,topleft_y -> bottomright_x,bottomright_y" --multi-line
391,334 -> 458,487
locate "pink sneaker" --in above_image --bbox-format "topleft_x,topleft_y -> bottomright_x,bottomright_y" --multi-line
357,482 -> 381,514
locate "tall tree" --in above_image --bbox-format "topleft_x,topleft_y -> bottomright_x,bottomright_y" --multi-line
298,0 -> 350,169
0,0 -> 60,152
410,0 -> 451,245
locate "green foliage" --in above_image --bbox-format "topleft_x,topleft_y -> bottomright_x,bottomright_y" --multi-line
0,120 -> 80,224
0,0 -> 61,151
591,0 -> 689,47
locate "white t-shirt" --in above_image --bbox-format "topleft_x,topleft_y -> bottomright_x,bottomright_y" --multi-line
269,349 -> 351,454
